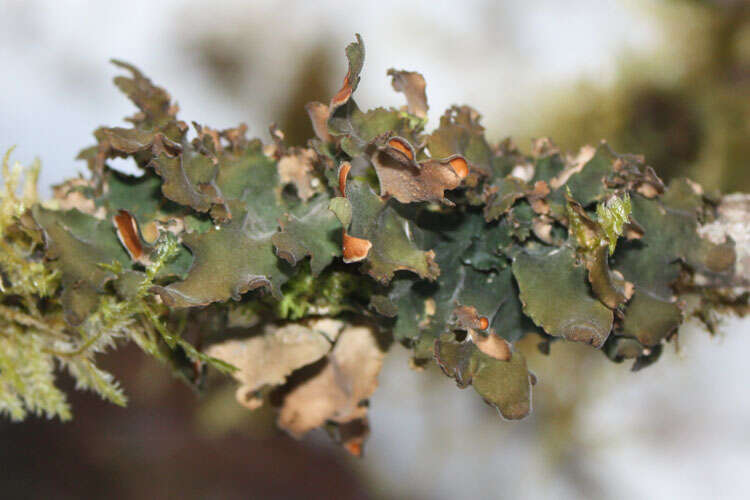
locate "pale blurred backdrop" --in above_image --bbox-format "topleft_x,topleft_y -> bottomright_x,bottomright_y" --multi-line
1,1 -> 749,499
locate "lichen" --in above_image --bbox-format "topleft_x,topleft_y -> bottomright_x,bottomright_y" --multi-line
0,34 -> 744,457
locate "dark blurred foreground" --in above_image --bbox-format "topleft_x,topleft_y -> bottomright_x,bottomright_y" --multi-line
0,345 -> 374,500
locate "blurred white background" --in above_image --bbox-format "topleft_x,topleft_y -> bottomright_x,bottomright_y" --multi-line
1,0 -> 664,193
1,1 -> 748,499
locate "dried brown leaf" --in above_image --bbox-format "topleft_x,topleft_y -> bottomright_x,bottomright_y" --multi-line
371,143 -> 466,204
277,325 -> 385,440
387,69 -> 428,119
206,320 -> 342,410
277,148 -> 320,201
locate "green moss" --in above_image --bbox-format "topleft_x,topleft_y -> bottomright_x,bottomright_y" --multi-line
596,192 -> 631,255
265,261 -> 373,320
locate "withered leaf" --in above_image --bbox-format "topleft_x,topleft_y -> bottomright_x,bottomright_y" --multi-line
277,147 -> 322,201
426,105 -> 493,173
371,144 -> 466,204
93,127 -> 179,157
387,69 -> 428,119
305,102 -> 332,143
277,325 -> 385,442
110,59 -> 177,128
330,34 -> 365,111
206,320 -> 341,410
53,177 -> 100,216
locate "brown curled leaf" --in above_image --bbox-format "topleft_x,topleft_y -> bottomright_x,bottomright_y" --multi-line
277,147 -> 321,201
607,154 -> 665,198
427,105 -> 494,174
467,328 -> 511,362
385,136 -> 415,161
93,128 -> 182,158
305,102 -> 332,143
277,325 -> 385,451
527,180 -> 551,214
336,162 -> 373,263
470,333 -> 511,361
113,209 -> 150,265
110,59 -> 179,128
371,142 -> 466,204
387,69 -> 428,119
206,321 -> 339,410
338,161 -> 351,196
342,233 -> 373,264
330,34 -> 365,111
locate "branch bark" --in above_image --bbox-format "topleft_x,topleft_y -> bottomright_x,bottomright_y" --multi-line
699,193 -> 750,290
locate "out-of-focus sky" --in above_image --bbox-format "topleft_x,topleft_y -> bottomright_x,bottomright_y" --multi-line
1,1 -> 748,499
362,318 -> 750,499
0,0 -> 665,193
